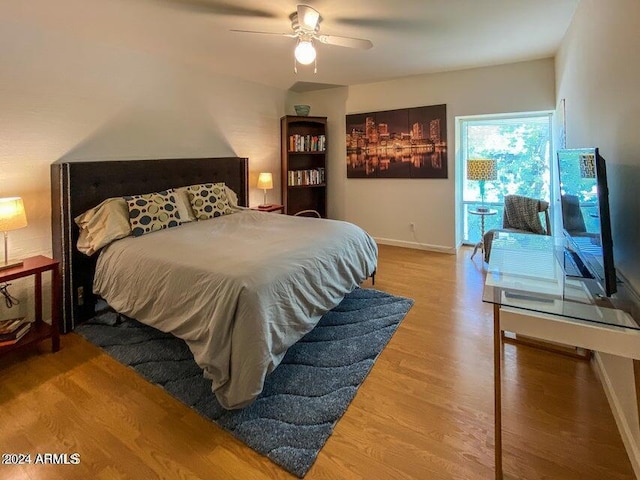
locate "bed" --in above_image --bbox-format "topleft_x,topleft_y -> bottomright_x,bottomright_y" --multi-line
51,157 -> 378,409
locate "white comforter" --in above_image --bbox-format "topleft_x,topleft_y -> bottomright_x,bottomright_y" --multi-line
93,210 -> 378,409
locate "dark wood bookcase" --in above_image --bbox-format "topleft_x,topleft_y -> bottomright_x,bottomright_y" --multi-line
280,115 -> 327,217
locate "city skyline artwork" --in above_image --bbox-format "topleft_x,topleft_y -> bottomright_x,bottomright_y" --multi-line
346,104 -> 447,179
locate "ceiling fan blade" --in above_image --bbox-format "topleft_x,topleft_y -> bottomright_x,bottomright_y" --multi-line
158,0 -> 276,18
297,4 -> 321,31
315,34 -> 373,50
231,29 -> 296,38
335,17 -> 429,32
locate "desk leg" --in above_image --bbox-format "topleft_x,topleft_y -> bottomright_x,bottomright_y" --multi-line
635,360 -> 640,430
494,303 -> 503,479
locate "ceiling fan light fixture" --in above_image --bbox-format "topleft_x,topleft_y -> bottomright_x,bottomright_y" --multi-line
294,40 -> 316,65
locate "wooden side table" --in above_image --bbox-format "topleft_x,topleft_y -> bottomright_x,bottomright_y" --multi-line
0,255 -> 60,355
251,204 -> 285,214
469,208 -> 498,261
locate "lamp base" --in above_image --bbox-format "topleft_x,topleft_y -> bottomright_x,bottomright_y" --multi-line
0,259 -> 23,271
258,204 -> 275,209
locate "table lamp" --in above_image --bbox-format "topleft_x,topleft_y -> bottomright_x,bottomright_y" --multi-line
467,159 -> 497,212
0,197 -> 28,270
579,153 -> 596,178
257,172 -> 273,207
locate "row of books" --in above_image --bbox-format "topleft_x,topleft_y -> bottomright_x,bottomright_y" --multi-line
288,134 -> 326,153
0,317 -> 31,347
288,168 -> 326,187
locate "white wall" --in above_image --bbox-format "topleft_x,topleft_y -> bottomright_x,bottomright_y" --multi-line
556,0 -> 640,475
291,59 -> 556,251
0,17 -> 286,320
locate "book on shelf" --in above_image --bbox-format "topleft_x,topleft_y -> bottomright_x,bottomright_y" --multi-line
0,316 -> 27,335
0,322 -> 31,347
288,134 -> 326,153
287,168 -> 326,186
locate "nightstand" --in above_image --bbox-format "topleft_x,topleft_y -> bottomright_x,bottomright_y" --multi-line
251,204 -> 285,214
0,255 -> 60,355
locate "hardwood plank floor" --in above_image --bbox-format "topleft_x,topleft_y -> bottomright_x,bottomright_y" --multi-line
0,245 -> 634,479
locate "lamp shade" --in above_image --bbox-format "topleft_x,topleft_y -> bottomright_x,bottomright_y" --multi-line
257,172 -> 274,190
467,159 -> 497,181
579,153 -> 596,178
0,197 -> 28,231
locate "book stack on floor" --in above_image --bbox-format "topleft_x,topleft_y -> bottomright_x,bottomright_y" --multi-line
0,317 -> 30,347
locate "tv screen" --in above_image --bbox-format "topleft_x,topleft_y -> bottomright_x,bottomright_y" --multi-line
557,147 -> 617,296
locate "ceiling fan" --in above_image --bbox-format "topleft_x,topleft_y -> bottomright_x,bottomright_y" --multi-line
231,4 -> 373,73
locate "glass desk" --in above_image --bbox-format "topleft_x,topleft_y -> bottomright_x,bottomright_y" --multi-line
482,232 -> 640,479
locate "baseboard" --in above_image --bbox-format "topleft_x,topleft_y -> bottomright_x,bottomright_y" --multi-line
593,352 -> 640,479
374,237 -> 456,254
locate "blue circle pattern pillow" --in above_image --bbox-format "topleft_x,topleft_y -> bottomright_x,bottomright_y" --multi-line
186,183 -> 234,220
124,190 -> 182,237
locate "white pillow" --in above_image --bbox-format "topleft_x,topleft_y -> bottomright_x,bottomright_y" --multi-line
75,197 -> 131,255
225,185 -> 240,208
174,187 -> 197,223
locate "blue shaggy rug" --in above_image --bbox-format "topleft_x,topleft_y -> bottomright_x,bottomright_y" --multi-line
76,288 -> 413,477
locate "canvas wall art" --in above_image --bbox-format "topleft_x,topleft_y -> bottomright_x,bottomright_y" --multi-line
346,104 -> 448,178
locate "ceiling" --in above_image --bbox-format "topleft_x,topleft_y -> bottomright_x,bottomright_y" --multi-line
4,0 -> 579,91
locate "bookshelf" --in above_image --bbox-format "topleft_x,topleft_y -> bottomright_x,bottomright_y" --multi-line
280,115 -> 327,217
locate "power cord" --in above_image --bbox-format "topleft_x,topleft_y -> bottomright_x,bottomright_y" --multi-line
0,283 -> 20,309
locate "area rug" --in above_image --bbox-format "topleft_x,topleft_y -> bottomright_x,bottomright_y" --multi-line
75,288 -> 413,477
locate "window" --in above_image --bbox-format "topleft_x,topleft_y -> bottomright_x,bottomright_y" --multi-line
458,113 -> 553,244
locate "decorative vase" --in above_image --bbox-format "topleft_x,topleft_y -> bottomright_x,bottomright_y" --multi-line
294,105 -> 311,116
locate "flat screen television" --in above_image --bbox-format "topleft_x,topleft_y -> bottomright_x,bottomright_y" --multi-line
557,147 -> 617,296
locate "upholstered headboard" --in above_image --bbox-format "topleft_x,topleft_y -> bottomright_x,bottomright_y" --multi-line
51,157 -> 249,332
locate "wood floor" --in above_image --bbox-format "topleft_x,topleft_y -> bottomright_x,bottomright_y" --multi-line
0,245 -> 635,480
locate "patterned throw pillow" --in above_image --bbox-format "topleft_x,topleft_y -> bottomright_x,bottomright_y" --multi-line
124,190 -> 182,237
186,183 -> 234,220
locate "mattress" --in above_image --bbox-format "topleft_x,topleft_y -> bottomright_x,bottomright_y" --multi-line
93,209 -> 378,408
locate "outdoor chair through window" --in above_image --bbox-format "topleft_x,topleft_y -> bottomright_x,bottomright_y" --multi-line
483,194 -> 551,263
